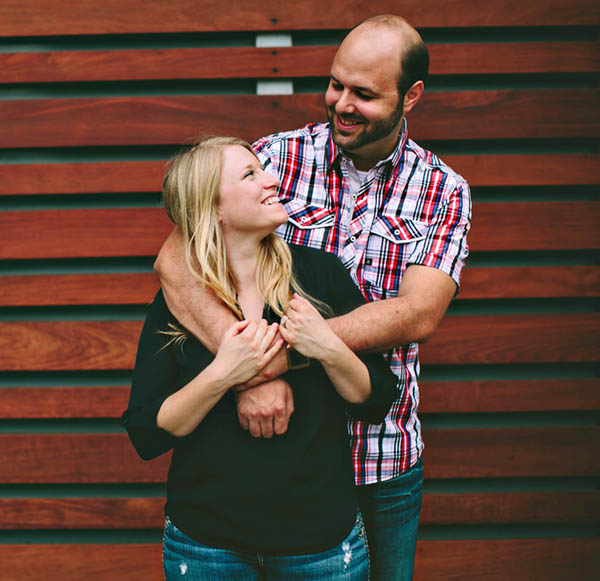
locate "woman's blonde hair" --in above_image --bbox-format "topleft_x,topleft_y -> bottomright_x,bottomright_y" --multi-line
162,136 -> 328,321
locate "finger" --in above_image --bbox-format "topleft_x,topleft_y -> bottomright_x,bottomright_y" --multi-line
248,417 -> 262,438
237,410 -> 250,431
261,336 -> 285,367
260,416 -> 274,439
278,323 -> 292,344
273,411 -> 289,435
260,322 -> 279,346
228,319 -> 251,337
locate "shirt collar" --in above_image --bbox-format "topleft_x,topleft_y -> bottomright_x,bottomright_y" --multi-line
324,117 -> 409,173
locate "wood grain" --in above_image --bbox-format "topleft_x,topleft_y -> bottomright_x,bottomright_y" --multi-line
421,313 -> 600,365
1,0 -> 597,37
1,90 -> 598,149
419,379 -> 600,413
2,155 -> 598,196
1,42 -> 597,84
2,378 -> 597,419
1,314 -> 597,371
0,428 -> 596,483
414,538 -> 599,580
424,427 -> 600,478
0,386 -> 131,418
2,266 -> 597,307
1,491 -> 597,529
1,202 -> 598,259
0,434 -> 170,484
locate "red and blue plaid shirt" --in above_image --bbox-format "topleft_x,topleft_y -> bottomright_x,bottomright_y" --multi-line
254,121 -> 471,486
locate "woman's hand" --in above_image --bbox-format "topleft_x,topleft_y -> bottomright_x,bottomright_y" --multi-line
212,319 -> 283,387
279,294 -> 343,361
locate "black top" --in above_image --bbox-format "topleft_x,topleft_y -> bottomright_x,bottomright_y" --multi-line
123,244 -> 397,555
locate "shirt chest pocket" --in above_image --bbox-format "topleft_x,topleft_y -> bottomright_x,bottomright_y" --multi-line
281,200 -> 336,247
362,215 -> 428,295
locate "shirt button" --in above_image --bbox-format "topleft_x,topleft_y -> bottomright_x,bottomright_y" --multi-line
394,229 -> 400,235
300,217 -> 307,223
350,236 -> 356,242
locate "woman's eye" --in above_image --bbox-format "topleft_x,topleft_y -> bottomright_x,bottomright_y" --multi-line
244,170 -> 255,178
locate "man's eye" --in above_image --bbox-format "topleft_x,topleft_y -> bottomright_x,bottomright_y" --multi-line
357,92 -> 373,100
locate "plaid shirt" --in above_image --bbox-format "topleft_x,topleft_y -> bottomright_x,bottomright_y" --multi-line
254,121 -> 471,486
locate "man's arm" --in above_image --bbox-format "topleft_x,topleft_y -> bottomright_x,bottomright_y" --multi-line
154,227 -> 294,436
154,227 -> 234,351
328,264 -> 457,353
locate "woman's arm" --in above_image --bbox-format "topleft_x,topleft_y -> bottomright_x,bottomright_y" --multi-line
156,319 -> 282,437
279,294 -> 371,404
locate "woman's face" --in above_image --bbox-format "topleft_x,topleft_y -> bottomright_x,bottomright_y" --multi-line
217,145 -> 288,237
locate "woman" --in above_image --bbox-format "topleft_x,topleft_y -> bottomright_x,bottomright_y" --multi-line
123,136 -> 398,580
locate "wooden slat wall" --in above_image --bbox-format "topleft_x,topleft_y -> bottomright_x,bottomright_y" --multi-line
0,1 -> 598,579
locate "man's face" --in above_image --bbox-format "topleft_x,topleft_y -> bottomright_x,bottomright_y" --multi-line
324,29 -> 405,166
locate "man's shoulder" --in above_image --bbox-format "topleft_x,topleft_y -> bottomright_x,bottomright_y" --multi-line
253,123 -> 330,154
404,137 -> 469,190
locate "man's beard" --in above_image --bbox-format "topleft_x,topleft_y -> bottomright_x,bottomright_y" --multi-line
327,101 -> 404,152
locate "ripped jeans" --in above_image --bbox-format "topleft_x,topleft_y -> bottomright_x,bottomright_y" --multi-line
163,513 -> 369,580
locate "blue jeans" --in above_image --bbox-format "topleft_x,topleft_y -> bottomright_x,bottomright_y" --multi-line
163,513 -> 369,580
357,458 -> 423,581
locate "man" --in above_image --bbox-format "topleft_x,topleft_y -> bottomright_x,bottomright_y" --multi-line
155,14 -> 471,580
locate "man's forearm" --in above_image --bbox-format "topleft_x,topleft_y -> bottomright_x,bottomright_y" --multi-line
328,265 -> 457,354
155,227 -> 236,352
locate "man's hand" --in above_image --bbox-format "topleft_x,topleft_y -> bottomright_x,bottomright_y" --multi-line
235,378 -> 294,438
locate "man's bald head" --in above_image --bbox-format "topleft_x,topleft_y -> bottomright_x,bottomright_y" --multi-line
342,15 -> 429,97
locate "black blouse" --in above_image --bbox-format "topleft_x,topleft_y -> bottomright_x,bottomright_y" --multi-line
123,244 -> 398,555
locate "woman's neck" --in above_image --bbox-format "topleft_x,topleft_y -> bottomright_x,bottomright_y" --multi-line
225,236 -> 264,320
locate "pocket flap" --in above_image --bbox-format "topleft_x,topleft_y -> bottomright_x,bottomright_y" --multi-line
371,215 -> 427,244
284,200 -> 336,230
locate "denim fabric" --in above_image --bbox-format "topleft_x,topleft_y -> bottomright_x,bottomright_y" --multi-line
163,513 -> 369,580
357,458 -> 423,581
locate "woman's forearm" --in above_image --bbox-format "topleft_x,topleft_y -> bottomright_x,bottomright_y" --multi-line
156,362 -> 230,437
316,335 -> 372,404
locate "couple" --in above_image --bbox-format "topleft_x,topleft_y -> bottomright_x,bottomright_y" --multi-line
123,14 -> 471,581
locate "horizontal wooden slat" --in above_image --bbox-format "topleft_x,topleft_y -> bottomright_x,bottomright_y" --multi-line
1,42 -> 598,84
444,153 -> 600,187
419,379 -> 600,413
413,539 -> 599,581
2,265 -> 597,307
0,434 -> 170,483
0,497 -> 163,529
1,90 -> 598,149
0,208 -> 173,259
1,313 -> 598,371
421,313 -> 600,365
0,539 -> 596,580
420,491 -> 600,525
1,491 -> 597,529
0,428 -> 597,483
424,427 -> 600,478
0,544 -> 163,581
0,386 -> 131,418
471,202 -> 600,252
1,0 -> 598,37
2,202 -> 598,259
459,266 -> 600,299
2,378 -> 598,419
0,321 -> 143,371
2,154 -> 598,196
0,273 -> 160,306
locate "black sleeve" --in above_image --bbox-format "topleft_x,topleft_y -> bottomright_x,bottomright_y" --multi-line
122,290 -> 184,460
290,245 -> 399,424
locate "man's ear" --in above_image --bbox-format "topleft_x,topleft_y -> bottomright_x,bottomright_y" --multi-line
403,80 -> 424,115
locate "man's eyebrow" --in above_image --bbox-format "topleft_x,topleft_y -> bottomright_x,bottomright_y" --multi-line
329,73 -> 376,95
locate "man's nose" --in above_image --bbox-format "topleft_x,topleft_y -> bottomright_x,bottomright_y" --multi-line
335,90 -> 356,114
